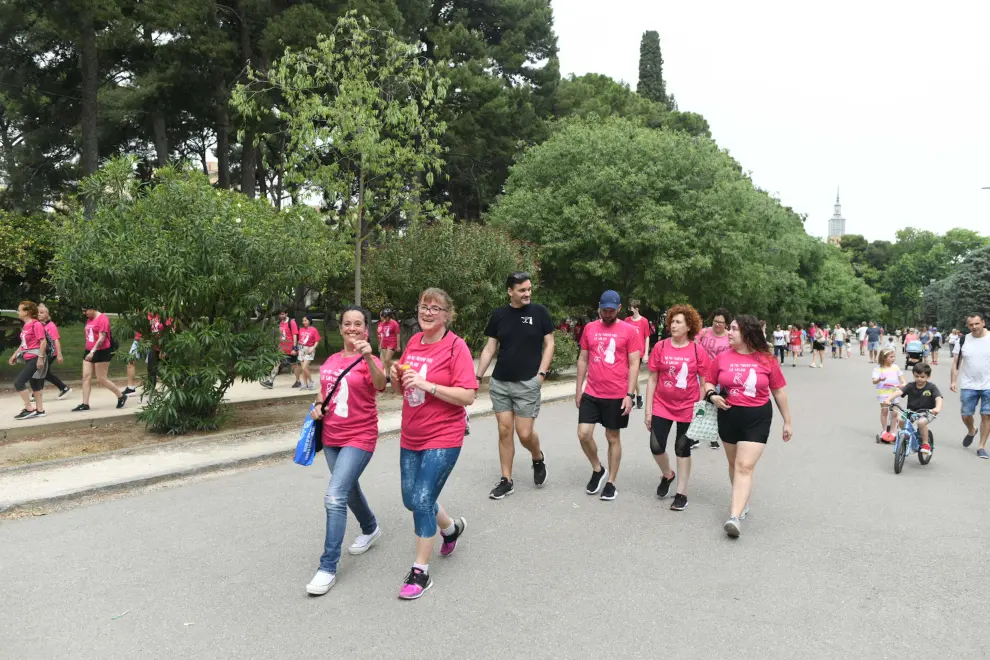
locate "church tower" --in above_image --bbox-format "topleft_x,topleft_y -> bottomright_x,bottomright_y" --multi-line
827,188 -> 846,246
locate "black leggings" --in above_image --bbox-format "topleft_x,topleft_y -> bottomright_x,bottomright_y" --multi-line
650,415 -> 692,457
774,345 -> 786,363
45,369 -> 68,391
14,357 -> 44,392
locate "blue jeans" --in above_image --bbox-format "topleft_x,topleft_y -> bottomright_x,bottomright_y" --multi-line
960,389 -> 990,417
319,446 -> 377,573
400,447 -> 461,538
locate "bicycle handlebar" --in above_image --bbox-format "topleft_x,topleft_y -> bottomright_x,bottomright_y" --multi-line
889,402 -> 937,421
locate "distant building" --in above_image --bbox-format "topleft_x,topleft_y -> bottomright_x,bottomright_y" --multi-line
827,189 -> 846,246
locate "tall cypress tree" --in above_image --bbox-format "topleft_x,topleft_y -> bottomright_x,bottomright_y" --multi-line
637,30 -> 667,106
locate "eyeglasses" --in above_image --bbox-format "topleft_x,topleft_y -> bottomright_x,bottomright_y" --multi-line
713,320 -> 727,326
417,305 -> 448,314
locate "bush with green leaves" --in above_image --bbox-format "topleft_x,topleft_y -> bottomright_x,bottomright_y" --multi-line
51,157 -> 342,434
548,330 -> 579,377
363,222 -> 539,351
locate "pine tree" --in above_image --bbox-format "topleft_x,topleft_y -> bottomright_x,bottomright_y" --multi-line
637,30 -> 667,105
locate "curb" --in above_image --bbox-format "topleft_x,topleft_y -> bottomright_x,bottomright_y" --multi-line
0,389 -> 582,515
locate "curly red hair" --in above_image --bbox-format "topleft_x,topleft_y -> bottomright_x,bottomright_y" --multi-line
665,304 -> 703,340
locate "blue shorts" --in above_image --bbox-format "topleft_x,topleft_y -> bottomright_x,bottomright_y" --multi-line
867,341 -> 879,352
961,389 -> 990,416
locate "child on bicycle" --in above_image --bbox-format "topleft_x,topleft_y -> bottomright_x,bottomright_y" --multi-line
885,363 -> 942,456
872,349 -> 905,443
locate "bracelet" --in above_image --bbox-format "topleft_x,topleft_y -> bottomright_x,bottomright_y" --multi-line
430,383 -> 438,396
705,390 -> 716,402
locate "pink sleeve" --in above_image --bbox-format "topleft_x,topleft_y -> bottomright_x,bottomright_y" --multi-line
627,323 -> 641,354
47,323 -> 60,341
314,329 -> 322,344
706,352 -> 722,384
98,316 -> 111,334
767,357 -> 787,390
580,329 -> 590,351
450,338 -> 479,390
647,341 -> 663,372
697,346 -> 711,379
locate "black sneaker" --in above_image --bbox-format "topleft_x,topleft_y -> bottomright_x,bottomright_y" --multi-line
709,440 -> 720,450
586,467 -> 608,494
57,387 -> 72,400
14,408 -> 35,420
670,494 -> 688,511
963,433 -> 975,448
291,381 -> 302,389
599,482 -> 617,501
71,403 -> 91,412
31,409 -> 46,419
690,437 -> 700,449
636,395 -> 643,410
260,380 -> 274,390
116,394 -> 128,409
533,453 -> 547,487
489,477 -> 514,500
656,471 -> 676,499
122,386 -> 137,395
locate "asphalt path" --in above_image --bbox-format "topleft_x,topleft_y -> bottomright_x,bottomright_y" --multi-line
2,351 -> 988,660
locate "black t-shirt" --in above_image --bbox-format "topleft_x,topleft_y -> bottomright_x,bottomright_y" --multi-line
900,381 -> 942,411
486,303 -> 554,381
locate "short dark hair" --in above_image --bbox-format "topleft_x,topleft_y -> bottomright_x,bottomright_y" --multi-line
629,299 -> 641,308
506,272 -> 531,289
712,308 -> 730,323
339,305 -> 370,328
912,363 -> 932,376
968,312 -> 985,322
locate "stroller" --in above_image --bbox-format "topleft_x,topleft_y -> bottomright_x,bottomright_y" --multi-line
905,339 -> 924,370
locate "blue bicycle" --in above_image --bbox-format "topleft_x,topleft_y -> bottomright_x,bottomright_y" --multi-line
889,403 -> 936,474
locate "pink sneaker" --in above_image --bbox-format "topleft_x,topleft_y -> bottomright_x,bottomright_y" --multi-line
440,517 -> 466,557
398,567 -> 433,600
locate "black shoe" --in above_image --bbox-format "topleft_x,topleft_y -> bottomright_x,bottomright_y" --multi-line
122,386 -> 137,395
586,467 -> 608,494
656,471 -> 676,499
670,494 -> 688,511
58,387 -> 72,400
599,482 -> 617,501
291,381 -> 302,389
709,440 -> 720,450
489,477 -> 515,500
689,437 -> 700,449
260,380 -> 274,390
31,409 -> 46,418
116,394 -> 128,409
71,403 -> 91,412
14,408 -> 35,420
963,433 -> 975,448
636,395 -> 643,410
533,453 -> 547,487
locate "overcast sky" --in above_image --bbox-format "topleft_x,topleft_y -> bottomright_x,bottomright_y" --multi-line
553,0 -> 990,242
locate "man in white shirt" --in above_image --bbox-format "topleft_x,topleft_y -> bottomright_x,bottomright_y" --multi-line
856,322 -> 868,356
951,313 -> 990,458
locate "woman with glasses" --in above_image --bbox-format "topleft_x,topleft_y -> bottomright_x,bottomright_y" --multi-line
390,288 -> 478,600
704,315 -> 793,538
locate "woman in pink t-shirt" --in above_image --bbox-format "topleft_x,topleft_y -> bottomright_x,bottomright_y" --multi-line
296,315 -> 323,391
389,288 -> 478,600
8,300 -> 49,420
73,305 -> 126,412
644,304 -> 710,511
704,315 -> 793,539
37,304 -> 71,398
304,306 -> 386,596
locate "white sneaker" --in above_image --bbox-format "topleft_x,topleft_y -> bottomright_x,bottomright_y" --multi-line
347,526 -> 381,555
306,570 -> 336,596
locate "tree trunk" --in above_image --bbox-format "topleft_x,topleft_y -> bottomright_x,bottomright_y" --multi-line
257,150 -> 267,200
354,153 -> 365,306
151,109 -> 168,166
235,0 -> 256,198
78,7 -> 99,215
214,91 -> 230,188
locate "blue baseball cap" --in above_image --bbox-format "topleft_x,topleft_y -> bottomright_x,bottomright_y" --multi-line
599,290 -> 621,310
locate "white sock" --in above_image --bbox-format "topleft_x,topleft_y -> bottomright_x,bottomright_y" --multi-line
441,522 -> 456,536
413,562 -> 429,573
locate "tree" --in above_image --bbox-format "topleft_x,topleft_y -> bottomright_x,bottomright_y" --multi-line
636,30 -> 667,105
554,74 -> 666,127
925,245 -> 990,331
51,157 -> 342,433
363,222 -> 539,350
233,13 -> 449,306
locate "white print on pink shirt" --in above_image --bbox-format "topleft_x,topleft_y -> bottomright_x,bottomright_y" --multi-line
333,377 -> 350,418
604,338 -> 616,364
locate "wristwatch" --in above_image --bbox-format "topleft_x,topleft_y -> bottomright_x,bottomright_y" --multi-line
626,392 -> 635,399
538,371 -> 548,378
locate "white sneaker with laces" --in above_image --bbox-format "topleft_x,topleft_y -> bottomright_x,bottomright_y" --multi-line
347,526 -> 381,555
306,570 -> 336,596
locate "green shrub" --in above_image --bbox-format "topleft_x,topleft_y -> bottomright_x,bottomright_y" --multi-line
549,330 -> 579,378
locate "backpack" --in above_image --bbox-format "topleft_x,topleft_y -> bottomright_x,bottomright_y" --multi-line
42,325 -> 56,360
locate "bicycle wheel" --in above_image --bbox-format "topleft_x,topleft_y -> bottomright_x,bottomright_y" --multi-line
919,431 -> 934,465
894,435 -> 908,474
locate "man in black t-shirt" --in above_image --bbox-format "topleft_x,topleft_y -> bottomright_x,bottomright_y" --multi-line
477,272 -> 555,500
886,362 -> 943,456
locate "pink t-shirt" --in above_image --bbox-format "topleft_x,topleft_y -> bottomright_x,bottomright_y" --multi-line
580,319 -> 641,399
319,353 -> 383,453
298,326 -> 321,347
398,331 -> 478,451
279,319 -> 299,354
85,314 -> 111,351
648,339 -> 711,423
378,320 -> 400,349
43,321 -> 60,342
20,319 -> 45,358
697,327 -> 731,360
623,316 -> 651,354
707,349 -> 787,408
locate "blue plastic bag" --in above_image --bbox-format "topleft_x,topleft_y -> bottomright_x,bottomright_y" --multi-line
294,405 -> 318,466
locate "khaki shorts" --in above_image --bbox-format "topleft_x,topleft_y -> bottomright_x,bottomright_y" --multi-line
490,376 -> 542,418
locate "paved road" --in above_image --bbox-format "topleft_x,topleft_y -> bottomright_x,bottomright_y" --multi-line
2,352 -> 987,659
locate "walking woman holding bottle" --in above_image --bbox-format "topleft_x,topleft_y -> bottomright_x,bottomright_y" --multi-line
390,288 -> 478,600
305,306 -> 386,596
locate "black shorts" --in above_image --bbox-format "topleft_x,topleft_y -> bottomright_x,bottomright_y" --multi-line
578,394 -> 629,430
85,348 -> 113,363
931,340 -> 941,350
717,402 -> 773,445
813,341 -> 826,351
650,415 -> 691,456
